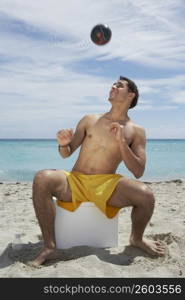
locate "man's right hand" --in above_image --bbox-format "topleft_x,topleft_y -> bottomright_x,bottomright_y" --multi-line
56,129 -> 74,147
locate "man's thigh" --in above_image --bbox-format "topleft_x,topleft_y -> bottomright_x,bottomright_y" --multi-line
107,176 -> 148,208
45,169 -> 72,202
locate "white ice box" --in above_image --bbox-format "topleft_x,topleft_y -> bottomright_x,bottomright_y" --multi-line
54,201 -> 118,249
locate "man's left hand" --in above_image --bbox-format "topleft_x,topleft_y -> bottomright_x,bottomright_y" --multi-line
110,122 -> 126,144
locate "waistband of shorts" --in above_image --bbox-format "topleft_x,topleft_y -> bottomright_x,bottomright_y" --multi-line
64,170 -> 122,177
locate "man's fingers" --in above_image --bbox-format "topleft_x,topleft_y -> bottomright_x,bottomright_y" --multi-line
57,129 -> 73,136
57,130 -> 66,136
63,133 -> 71,139
110,127 -> 117,134
110,123 -> 120,131
69,129 -> 74,136
110,123 -> 124,131
110,122 -> 120,129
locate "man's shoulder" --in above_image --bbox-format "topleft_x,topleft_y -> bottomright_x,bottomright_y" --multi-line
129,120 -> 146,139
84,113 -> 103,119
78,113 -> 102,129
129,119 -> 145,131
81,113 -> 102,123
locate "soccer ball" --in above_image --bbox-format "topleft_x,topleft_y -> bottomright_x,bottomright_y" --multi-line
90,24 -> 112,46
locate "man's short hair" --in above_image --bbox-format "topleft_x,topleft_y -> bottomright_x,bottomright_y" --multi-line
119,76 -> 139,109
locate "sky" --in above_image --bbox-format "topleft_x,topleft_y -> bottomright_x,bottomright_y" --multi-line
0,0 -> 185,139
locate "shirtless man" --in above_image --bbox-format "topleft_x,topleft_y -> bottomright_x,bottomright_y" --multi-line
31,76 -> 165,266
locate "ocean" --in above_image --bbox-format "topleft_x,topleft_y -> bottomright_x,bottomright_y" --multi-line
0,139 -> 185,182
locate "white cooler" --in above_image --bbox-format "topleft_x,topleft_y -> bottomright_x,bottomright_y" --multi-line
54,201 -> 118,249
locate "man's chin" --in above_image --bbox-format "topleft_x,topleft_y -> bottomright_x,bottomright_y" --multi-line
108,96 -> 113,102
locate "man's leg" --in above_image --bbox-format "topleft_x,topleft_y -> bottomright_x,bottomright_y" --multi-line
107,177 -> 165,256
29,169 -> 72,266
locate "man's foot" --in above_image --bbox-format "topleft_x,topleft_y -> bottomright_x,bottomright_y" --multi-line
27,247 -> 60,267
130,236 -> 166,256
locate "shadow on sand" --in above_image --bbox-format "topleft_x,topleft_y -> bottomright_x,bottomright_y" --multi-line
0,240 -> 156,269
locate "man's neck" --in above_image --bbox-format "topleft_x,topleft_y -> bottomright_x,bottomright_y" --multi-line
105,107 -> 129,122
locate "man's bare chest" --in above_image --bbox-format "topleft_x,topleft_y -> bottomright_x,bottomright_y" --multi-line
85,118 -> 133,149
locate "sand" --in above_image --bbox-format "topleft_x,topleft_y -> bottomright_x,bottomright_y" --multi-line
0,179 -> 185,278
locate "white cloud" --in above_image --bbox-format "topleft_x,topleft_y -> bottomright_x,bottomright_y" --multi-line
136,105 -> 178,111
137,75 -> 185,104
0,0 -> 185,67
0,0 -> 185,138
171,91 -> 185,104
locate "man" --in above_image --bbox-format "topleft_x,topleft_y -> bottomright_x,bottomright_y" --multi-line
30,76 -> 165,267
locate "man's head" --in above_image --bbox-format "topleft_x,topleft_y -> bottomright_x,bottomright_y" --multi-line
109,76 -> 139,109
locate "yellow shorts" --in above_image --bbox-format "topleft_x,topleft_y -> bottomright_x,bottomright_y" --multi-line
56,171 -> 123,218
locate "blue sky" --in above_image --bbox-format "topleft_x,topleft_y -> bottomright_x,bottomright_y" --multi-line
0,0 -> 185,139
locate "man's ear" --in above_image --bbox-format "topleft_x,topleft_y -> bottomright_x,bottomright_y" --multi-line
128,92 -> 135,101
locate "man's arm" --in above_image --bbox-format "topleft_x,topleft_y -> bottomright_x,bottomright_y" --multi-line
57,115 -> 88,158
119,126 -> 146,178
110,123 -> 146,178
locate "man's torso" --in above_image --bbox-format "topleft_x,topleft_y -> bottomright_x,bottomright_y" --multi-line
71,113 -> 137,175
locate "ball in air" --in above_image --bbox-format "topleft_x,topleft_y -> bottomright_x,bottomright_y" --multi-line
90,24 -> 112,46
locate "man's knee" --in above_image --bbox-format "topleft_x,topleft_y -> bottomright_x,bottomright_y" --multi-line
141,184 -> 155,208
33,169 -> 54,185
33,169 -> 68,197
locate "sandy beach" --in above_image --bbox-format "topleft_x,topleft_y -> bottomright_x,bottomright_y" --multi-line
0,179 -> 185,278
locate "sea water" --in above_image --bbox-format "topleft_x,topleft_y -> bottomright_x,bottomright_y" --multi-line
0,139 -> 185,182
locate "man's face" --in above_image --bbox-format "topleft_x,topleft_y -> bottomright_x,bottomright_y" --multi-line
108,80 -> 130,103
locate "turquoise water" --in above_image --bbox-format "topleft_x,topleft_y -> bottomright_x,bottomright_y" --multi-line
0,139 -> 185,182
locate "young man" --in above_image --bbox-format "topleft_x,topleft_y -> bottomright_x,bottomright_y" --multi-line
30,76 -> 165,267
